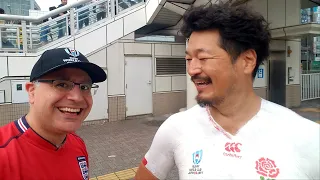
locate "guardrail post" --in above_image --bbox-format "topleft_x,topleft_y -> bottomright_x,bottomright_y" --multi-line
0,28 -> 2,48
70,8 -> 76,36
21,20 -> 28,53
111,0 -> 116,17
29,22 -> 33,50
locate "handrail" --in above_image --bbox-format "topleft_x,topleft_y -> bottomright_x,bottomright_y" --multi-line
0,0 -> 91,23
0,0 -> 145,53
0,76 -> 30,84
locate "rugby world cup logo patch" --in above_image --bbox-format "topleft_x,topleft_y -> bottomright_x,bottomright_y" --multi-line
65,48 -> 80,57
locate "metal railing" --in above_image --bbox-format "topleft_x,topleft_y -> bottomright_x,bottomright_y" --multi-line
0,0 -> 144,53
301,73 -> 320,101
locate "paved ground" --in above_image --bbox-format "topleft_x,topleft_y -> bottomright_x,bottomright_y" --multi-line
77,100 -> 319,180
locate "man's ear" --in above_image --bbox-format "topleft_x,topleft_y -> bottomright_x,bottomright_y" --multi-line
241,49 -> 257,76
26,82 -> 36,104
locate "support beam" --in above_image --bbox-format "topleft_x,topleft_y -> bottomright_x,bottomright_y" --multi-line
163,2 -> 188,15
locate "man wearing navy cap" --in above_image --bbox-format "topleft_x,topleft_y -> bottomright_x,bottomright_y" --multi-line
0,48 -> 107,179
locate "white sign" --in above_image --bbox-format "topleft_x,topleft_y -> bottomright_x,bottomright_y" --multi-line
253,64 -> 267,88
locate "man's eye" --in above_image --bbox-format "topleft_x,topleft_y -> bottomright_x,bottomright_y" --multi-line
56,83 -> 68,88
80,85 -> 90,90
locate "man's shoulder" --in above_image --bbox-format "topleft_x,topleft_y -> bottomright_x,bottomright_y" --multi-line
0,121 -> 21,148
159,104 -> 206,133
260,99 -> 312,124
260,99 -> 319,142
68,133 -> 87,148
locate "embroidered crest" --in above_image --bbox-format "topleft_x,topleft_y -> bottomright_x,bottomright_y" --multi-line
255,157 -> 280,180
77,156 -> 89,180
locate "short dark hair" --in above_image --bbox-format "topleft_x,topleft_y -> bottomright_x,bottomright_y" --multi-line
180,4 -> 271,78
0,8 -> 5,14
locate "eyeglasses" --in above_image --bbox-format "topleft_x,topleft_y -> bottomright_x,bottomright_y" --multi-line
35,79 -> 99,96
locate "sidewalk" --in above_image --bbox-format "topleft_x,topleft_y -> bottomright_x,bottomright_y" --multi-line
77,101 -> 319,180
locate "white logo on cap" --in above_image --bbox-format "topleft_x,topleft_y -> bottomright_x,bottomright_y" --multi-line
63,48 -> 81,63
64,48 -> 80,57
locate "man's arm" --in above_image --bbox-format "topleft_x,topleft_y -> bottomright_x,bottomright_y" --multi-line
135,162 -> 159,180
135,117 -> 177,180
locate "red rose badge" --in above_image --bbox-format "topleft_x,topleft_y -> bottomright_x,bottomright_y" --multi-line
255,157 -> 279,180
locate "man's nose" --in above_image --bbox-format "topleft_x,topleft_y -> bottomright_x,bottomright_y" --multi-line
66,85 -> 86,102
187,58 -> 202,76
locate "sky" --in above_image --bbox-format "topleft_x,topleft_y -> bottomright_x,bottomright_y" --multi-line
36,0 -> 78,11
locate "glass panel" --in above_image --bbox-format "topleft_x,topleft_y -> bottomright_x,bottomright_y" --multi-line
75,0 -> 109,31
301,35 -> 320,74
117,0 -> 144,13
301,0 -> 320,24
0,24 -> 22,52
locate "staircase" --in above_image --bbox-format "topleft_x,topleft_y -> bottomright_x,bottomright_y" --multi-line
0,0 -> 165,79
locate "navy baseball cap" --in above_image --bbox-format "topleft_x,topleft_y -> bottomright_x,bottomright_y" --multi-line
30,48 -> 107,83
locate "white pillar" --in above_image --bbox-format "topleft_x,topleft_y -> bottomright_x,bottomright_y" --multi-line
185,38 -> 197,109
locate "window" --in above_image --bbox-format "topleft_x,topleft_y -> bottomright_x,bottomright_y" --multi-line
156,58 -> 186,75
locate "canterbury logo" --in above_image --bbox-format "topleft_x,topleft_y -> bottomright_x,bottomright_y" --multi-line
225,142 -> 242,153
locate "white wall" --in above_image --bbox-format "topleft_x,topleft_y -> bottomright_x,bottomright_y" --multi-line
0,57 -> 8,79
11,80 -> 29,104
286,40 -> 301,85
75,26 -> 107,55
107,43 -> 125,95
103,42 -> 186,94
85,70 -> 108,121
0,80 -> 11,103
7,56 -> 37,77
87,48 -> 107,68
0,90 -> 4,103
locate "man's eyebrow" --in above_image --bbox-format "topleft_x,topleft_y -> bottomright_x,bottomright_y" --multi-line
185,48 -> 213,55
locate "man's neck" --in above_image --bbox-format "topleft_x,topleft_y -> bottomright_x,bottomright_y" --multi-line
209,89 -> 261,135
25,113 -> 67,147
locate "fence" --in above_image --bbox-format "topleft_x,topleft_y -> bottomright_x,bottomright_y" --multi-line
301,73 -> 320,101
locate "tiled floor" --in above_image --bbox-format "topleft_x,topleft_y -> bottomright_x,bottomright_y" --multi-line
77,100 -> 319,180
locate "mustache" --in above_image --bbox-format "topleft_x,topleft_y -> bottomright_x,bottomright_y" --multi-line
191,75 -> 212,83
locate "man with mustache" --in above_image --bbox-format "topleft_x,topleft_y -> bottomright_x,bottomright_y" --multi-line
0,48 -> 106,179
135,3 -> 320,180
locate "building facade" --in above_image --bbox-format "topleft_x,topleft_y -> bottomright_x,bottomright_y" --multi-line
0,0 -> 40,16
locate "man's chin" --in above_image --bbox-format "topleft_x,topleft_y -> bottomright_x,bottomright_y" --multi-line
196,95 -> 213,107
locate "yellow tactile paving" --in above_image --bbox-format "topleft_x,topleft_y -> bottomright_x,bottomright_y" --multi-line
115,169 -> 136,180
299,108 -> 320,113
96,172 -> 120,180
91,167 -> 138,180
131,167 -> 138,172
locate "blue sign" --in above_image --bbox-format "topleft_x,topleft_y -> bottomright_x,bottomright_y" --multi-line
257,68 -> 264,78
